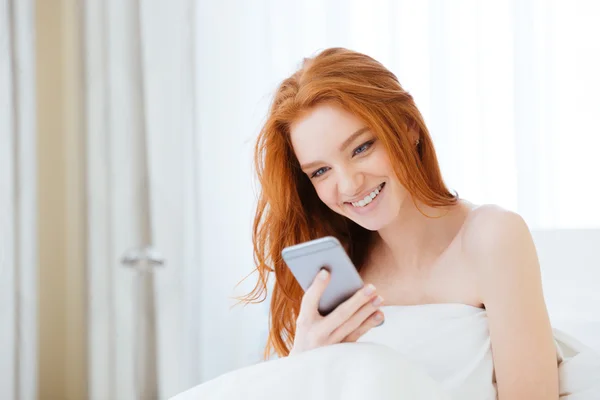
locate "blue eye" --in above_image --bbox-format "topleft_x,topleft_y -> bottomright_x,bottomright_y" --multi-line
353,140 -> 375,156
311,167 -> 329,178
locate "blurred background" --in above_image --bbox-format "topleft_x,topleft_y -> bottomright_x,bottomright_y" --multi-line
2,0 -> 600,399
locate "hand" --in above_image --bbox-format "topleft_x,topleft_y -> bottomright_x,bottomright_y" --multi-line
289,269 -> 385,356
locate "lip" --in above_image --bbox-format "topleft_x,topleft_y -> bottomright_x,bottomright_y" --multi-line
343,182 -> 386,215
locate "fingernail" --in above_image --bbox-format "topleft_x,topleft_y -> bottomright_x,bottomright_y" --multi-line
318,269 -> 329,280
372,296 -> 383,306
363,284 -> 375,296
374,312 -> 383,321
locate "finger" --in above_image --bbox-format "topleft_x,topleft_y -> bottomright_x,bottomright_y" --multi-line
328,294 -> 383,343
300,269 -> 330,317
342,310 -> 385,343
323,283 -> 378,334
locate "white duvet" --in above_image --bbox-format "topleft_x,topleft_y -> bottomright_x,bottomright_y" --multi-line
171,304 -> 600,399
171,342 -> 450,400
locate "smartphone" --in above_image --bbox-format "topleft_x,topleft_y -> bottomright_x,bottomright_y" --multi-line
282,236 -> 365,316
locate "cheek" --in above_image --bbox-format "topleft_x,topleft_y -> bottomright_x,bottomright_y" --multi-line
371,148 -> 394,173
314,181 -> 338,207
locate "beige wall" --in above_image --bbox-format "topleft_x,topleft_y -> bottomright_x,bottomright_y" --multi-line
36,0 -> 87,399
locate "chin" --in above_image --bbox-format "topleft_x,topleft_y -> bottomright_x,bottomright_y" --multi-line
344,202 -> 400,231
350,215 -> 394,232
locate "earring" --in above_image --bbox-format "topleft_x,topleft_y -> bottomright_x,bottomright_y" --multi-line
415,138 -> 420,146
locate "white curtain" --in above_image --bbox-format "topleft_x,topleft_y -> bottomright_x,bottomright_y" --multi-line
207,0 -> 600,229
84,0 -> 269,396
83,0 -> 600,398
0,0 -> 37,399
84,0 -> 195,398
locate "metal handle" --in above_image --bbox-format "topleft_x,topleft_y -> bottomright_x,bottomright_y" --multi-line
121,246 -> 165,271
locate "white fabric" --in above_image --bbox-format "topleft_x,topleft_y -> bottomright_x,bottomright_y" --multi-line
360,304 -> 600,399
172,303 -> 600,399
534,230 -> 600,353
84,0 -> 199,398
170,343 -> 451,400
0,0 -> 37,398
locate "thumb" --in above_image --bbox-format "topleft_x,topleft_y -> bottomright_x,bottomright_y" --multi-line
303,268 -> 330,312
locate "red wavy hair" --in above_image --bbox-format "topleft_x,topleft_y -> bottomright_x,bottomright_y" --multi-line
240,48 -> 457,359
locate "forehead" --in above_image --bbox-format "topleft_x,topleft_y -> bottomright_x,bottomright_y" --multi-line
290,103 -> 366,162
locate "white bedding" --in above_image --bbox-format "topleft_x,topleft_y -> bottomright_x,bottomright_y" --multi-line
170,342 -> 450,399
172,303 -> 600,399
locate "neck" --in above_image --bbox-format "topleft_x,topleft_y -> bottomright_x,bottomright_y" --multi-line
374,197 -> 455,273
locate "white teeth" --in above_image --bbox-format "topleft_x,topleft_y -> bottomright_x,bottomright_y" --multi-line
351,183 -> 384,208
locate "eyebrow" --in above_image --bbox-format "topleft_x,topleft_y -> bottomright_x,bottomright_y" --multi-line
299,127 -> 370,171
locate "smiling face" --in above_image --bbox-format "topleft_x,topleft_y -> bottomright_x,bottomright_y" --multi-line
290,103 -> 410,231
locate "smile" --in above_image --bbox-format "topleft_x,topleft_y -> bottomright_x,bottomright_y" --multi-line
347,182 -> 385,208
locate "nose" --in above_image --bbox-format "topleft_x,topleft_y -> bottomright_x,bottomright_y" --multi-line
337,166 -> 365,200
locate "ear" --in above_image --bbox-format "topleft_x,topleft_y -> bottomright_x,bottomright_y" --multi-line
406,118 -> 420,143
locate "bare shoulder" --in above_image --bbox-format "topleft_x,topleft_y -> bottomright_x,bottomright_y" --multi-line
457,205 -> 557,397
459,204 -> 534,270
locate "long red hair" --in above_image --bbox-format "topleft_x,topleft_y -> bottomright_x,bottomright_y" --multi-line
240,48 -> 457,359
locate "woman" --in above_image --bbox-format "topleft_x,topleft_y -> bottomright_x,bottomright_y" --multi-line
173,48 -> 599,399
